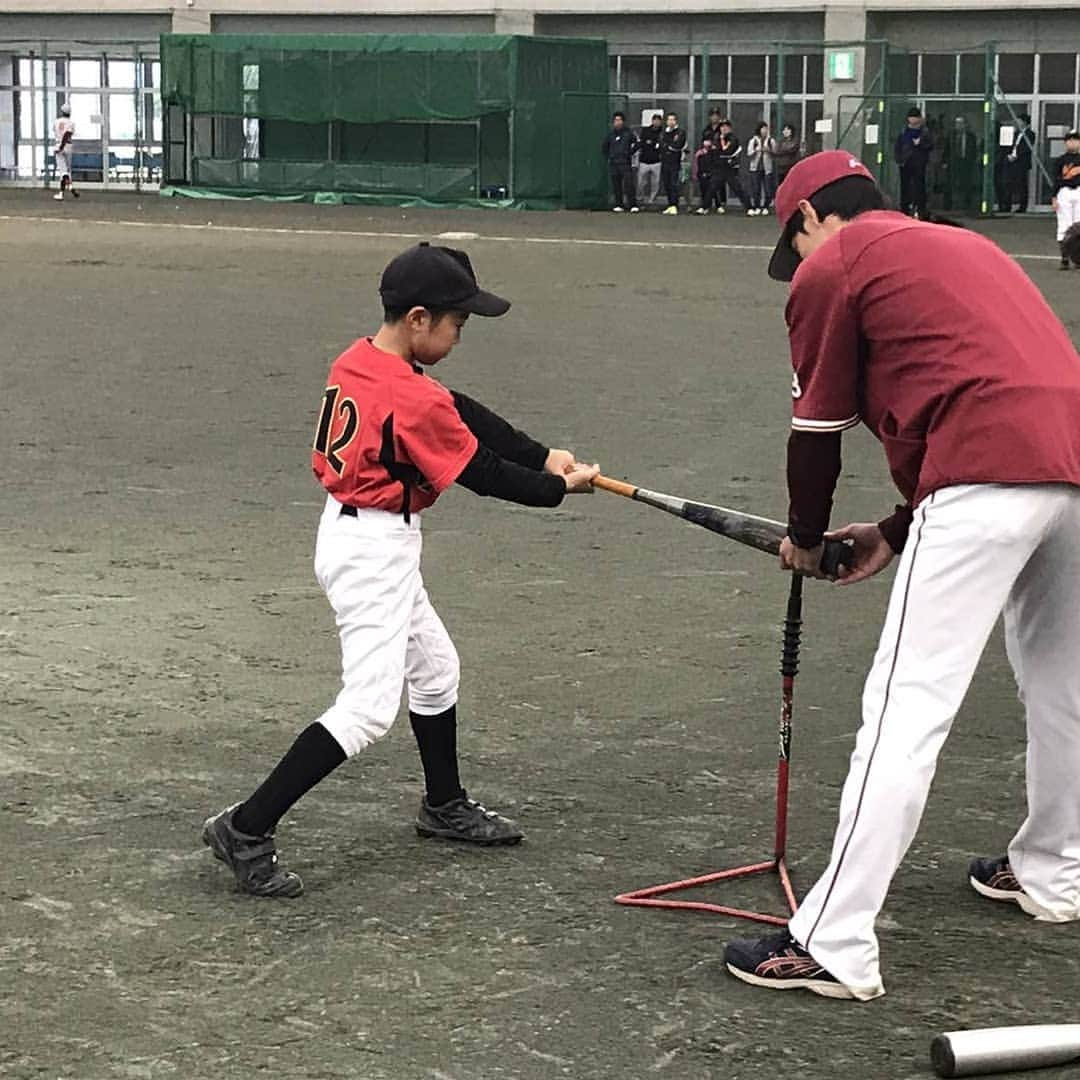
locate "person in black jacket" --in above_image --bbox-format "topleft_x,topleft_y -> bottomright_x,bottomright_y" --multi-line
713,119 -> 748,211
659,112 -> 687,214
602,112 -> 639,212
701,107 -> 724,146
636,113 -> 664,207
997,113 -> 1035,213
894,107 -> 933,218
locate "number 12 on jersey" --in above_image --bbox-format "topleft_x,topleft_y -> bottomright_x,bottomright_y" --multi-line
314,384 -> 359,476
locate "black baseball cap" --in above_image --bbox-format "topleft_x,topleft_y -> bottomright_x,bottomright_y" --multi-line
379,242 -> 511,317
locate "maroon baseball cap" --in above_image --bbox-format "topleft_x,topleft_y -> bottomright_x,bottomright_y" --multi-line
768,151 -> 876,282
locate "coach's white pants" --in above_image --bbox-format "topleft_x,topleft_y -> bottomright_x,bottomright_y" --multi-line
313,497 -> 460,758
788,483 -> 1080,999
1055,187 -> 1080,241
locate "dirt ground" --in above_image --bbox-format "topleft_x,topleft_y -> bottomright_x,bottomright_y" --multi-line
1,188 -> 1079,1080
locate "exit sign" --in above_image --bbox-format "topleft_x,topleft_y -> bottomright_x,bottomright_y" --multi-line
828,51 -> 856,81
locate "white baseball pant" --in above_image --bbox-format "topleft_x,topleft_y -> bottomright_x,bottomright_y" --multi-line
313,496 -> 460,758
1055,187 -> 1080,241
788,482 -> 1080,999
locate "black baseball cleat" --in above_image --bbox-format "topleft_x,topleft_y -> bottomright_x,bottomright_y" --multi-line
724,931 -> 857,999
202,804 -> 304,898
416,790 -> 524,845
969,854 -> 1027,905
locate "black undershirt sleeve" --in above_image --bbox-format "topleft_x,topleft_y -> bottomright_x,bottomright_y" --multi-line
786,430 -> 842,549
456,444 -> 565,507
878,504 -> 914,554
451,391 -> 549,471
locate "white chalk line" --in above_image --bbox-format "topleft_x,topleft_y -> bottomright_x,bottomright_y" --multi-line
0,212 -> 1061,262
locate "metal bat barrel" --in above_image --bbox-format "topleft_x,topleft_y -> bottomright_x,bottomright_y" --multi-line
931,1025 -> 1080,1077
594,476 -> 852,578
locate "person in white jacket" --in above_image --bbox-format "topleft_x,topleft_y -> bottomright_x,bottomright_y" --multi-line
53,103 -> 78,201
746,121 -> 776,216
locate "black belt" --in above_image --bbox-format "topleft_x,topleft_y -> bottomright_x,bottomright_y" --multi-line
340,505 -> 357,517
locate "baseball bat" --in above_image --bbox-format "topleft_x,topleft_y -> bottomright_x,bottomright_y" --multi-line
931,1025 -> 1080,1077
594,475 -> 853,578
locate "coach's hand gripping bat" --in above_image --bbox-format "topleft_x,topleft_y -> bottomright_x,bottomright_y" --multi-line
593,475 -> 853,579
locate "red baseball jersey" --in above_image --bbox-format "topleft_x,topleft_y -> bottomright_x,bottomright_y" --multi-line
311,338 -> 477,513
786,211 -> 1080,505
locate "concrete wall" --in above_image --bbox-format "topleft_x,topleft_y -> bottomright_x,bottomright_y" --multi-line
0,13 -> 170,43
534,11 -> 826,47
867,9 -> 1080,51
211,12 -> 494,34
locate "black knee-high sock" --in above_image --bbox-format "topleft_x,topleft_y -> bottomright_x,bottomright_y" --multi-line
232,722 -> 346,837
409,706 -> 463,807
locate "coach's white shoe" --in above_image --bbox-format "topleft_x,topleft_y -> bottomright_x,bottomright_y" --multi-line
612,205 -> 625,213
53,192 -> 64,201
662,205 -> 678,215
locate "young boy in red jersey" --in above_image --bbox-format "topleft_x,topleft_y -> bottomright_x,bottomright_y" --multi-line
203,243 -> 599,897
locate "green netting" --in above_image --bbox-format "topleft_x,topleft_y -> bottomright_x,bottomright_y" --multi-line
161,33 -> 609,206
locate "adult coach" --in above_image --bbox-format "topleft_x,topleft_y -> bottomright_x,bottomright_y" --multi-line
724,151 -> 1080,1000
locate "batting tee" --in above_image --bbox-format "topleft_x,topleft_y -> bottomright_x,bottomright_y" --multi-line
158,33 -> 611,209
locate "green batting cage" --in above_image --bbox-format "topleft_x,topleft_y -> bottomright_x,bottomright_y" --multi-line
159,33 -> 610,209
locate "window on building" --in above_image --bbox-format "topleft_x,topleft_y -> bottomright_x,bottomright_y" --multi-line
805,54 -> 824,94
703,55 -> 728,94
656,55 -> 690,95
69,59 -> 102,88
608,56 -> 618,93
18,59 -> 58,87
620,55 -> 652,94
886,52 -> 917,96
997,53 -> 1034,94
109,95 -> 136,140
920,53 -> 956,95
1039,53 -> 1077,94
107,60 -> 136,88
767,54 -> 805,94
958,53 -> 986,94
731,54 -> 765,94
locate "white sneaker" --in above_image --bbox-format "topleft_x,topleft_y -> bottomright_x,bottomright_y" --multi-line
612,205 -> 625,213
629,206 -> 640,213
695,206 -> 707,215
761,208 -> 770,216
53,192 -> 64,201
662,205 -> 678,216
748,208 -> 758,216
716,205 -> 726,214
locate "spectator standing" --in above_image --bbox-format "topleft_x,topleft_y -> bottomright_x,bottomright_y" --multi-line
894,106 -> 933,218
701,107 -> 724,146
1052,129 -> 1080,270
714,119 -> 749,212
637,113 -> 664,207
747,121 -> 777,215
692,138 -> 723,214
660,112 -> 687,215
602,112 -> 639,213
943,115 -> 979,214
774,123 -> 804,187
52,103 -> 77,202
998,114 -> 1035,213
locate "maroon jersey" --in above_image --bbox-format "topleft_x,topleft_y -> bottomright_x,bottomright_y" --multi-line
312,338 -> 477,513
786,211 -> 1080,504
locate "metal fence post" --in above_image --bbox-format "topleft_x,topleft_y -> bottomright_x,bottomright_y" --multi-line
41,41 -> 50,189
